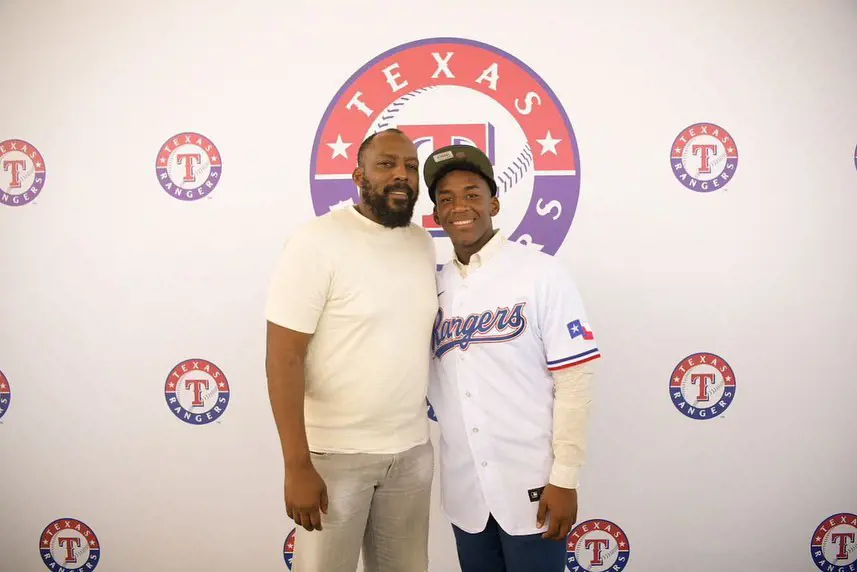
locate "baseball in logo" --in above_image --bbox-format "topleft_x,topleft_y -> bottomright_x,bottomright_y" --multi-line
670,352 -> 736,420
0,369 -> 10,421
566,519 -> 630,572
811,513 -> 857,571
1,139 -> 46,207
309,37 -> 581,264
164,358 -> 230,425
670,123 -> 738,192
283,528 -> 295,569
39,518 -> 101,571
155,132 -> 222,201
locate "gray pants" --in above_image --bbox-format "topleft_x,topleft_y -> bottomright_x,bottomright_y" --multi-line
292,440 -> 434,572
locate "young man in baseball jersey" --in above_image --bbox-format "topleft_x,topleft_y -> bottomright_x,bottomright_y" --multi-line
265,129 -> 438,572
423,144 -> 601,572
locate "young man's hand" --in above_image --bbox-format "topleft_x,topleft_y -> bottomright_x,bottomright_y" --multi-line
537,484 -> 578,541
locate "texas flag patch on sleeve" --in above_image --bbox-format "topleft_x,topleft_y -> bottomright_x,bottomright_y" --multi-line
567,319 -> 594,340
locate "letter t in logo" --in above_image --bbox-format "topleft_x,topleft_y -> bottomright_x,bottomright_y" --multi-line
396,123 -> 494,232
185,379 -> 209,407
58,537 -> 81,563
585,538 -> 610,566
176,153 -> 201,182
3,159 -> 26,188
690,373 -> 715,402
831,532 -> 855,560
692,144 -> 717,174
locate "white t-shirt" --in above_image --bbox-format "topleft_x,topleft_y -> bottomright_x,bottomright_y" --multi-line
428,233 -> 601,535
266,206 -> 438,454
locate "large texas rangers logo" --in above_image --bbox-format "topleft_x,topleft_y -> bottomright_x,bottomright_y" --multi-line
669,352 -> 736,420
811,513 -> 857,571
164,358 -> 230,425
155,132 -> 223,201
670,123 -> 738,192
0,369 -> 10,421
1,139 -> 46,207
309,37 -> 581,264
566,519 -> 631,572
39,518 -> 101,571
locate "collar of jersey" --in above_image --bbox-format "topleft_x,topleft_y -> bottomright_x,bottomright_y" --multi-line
452,229 -> 506,273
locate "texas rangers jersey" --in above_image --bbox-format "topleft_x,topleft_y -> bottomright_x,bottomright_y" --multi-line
428,235 -> 601,536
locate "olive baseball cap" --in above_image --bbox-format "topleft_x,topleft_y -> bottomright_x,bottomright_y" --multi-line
423,144 -> 497,203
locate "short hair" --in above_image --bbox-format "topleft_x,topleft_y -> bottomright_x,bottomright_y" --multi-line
357,128 -> 407,168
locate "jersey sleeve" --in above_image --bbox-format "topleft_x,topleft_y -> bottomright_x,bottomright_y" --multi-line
264,225 -> 332,334
537,260 -> 601,372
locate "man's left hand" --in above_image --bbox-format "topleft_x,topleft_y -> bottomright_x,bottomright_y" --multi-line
536,484 -> 578,541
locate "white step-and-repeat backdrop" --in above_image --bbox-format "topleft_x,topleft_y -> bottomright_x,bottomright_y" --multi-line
1,1 -> 856,571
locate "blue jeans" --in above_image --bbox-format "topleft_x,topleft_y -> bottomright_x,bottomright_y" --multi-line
452,514 -> 567,572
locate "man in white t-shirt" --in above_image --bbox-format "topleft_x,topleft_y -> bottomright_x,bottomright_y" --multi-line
265,129 -> 438,572
423,144 -> 602,572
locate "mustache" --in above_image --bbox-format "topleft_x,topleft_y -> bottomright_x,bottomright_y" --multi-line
384,182 -> 414,196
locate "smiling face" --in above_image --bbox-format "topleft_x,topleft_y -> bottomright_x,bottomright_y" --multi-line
352,130 -> 420,228
432,169 -> 500,254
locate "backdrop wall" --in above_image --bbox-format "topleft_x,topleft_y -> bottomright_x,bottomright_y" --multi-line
1,1 -> 856,571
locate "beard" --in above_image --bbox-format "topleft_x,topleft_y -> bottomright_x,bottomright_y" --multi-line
360,179 -> 417,229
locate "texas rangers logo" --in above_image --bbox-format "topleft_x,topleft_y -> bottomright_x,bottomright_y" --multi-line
283,528 -> 295,569
1,139 -> 46,207
669,352 -> 736,420
310,37 -> 581,264
566,519 -> 630,572
426,398 -> 437,422
811,513 -> 857,571
39,518 -> 101,571
155,132 -> 222,201
164,358 -> 230,425
432,302 -> 528,358
670,123 -> 738,192
0,369 -> 10,421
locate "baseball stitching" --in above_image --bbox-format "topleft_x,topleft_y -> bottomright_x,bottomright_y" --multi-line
372,87 -> 533,195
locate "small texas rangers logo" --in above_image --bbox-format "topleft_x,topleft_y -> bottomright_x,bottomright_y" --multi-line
310,37 -> 582,264
426,398 -> 437,422
39,518 -> 101,571
566,519 -> 630,572
0,368 -> 10,421
164,358 -> 230,425
670,123 -> 738,192
811,513 -> 857,571
155,132 -> 223,201
283,528 -> 296,569
1,138 -> 46,207
670,352 -> 736,420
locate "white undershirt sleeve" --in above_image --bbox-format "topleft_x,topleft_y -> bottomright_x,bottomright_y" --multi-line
549,361 -> 595,489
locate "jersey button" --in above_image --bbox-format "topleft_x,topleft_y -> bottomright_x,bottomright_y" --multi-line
465,391 -> 471,397
481,461 -> 488,467
472,427 -> 479,433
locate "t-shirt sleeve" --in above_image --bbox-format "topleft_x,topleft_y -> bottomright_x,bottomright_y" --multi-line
537,260 -> 601,372
264,225 -> 331,334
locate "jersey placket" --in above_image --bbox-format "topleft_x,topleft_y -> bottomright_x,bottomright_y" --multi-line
451,267 -> 504,516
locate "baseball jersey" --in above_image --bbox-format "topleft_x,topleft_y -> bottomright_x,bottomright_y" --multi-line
266,206 -> 438,454
427,232 -> 601,536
